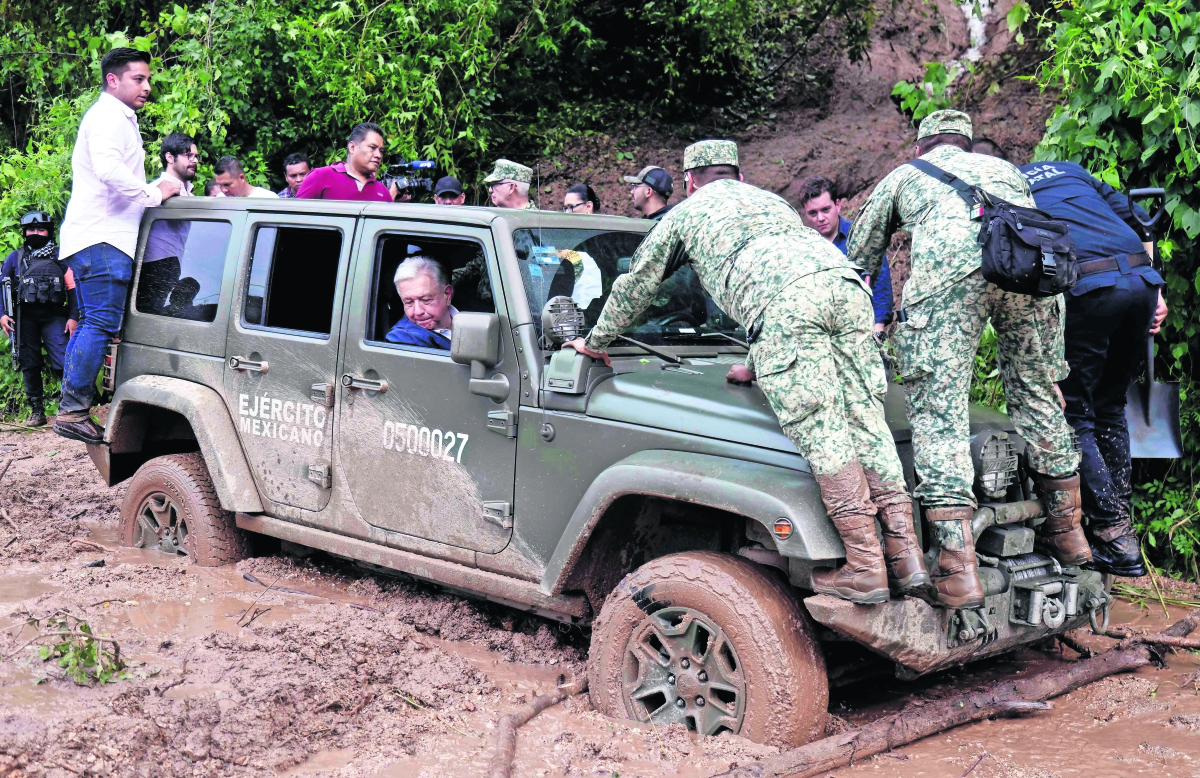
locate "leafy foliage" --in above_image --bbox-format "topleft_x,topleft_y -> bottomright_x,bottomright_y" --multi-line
0,0 -> 873,419
1035,0 -> 1199,577
892,62 -> 955,123
25,614 -> 130,685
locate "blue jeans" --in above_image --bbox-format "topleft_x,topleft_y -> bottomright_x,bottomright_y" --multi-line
61,243 -> 132,415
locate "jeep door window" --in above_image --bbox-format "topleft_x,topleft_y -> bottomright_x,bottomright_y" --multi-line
367,234 -> 495,351
512,228 -> 744,347
135,220 -> 232,323
244,226 -> 344,337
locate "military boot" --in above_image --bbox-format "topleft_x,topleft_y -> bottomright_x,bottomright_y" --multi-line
864,469 -> 932,599
927,506 -> 985,609
1033,473 -> 1093,566
1086,512 -> 1145,577
811,463 -> 890,605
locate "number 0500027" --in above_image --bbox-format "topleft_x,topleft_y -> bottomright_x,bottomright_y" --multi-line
382,421 -> 469,464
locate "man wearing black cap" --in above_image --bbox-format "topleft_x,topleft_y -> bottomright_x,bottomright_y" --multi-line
433,176 -> 466,206
624,166 -> 674,219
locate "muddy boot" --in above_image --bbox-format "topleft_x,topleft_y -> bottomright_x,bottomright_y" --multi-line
1033,473 -> 1093,566
927,506 -> 985,609
22,370 -> 47,427
1087,514 -> 1145,577
865,470 -> 932,599
811,463 -> 890,605
25,410 -> 47,427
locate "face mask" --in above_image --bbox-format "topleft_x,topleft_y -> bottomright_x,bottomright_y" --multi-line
24,233 -> 51,250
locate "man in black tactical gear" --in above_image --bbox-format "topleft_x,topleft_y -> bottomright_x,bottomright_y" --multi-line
1,211 -> 79,427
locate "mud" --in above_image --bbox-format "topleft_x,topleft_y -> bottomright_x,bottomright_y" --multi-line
4,422 -> 1200,778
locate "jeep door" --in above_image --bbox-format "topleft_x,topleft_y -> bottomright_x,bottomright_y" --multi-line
334,219 -> 517,553
223,212 -> 358,512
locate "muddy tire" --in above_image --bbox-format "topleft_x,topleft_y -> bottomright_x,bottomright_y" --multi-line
588,551 -> 827,747
120,453 -> 249,566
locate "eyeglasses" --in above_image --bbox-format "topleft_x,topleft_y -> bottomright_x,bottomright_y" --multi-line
562,201 -> 589,212
174,152 -> 199,160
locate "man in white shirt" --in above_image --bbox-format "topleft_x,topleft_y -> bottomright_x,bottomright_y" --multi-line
144,132 -> 200,276
54,48 -> 180,444
213,156 -> 278,198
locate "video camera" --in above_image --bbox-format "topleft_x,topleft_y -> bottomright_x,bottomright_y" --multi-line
382,158 -> 436,197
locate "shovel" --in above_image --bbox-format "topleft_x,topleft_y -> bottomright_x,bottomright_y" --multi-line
1124,187 -> 1183,459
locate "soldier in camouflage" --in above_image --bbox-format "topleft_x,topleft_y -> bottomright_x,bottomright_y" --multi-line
847,110 -> 1089,610
455,160 -> 542,300
564,139 -> 931,605
483,159 -> 538,211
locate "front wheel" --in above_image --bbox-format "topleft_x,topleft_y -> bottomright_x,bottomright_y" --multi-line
120,453 -> 249,566
588,551 -> 828,747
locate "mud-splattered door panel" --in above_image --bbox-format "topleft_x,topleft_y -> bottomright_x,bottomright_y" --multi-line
334,222 -> 517,553
223,215 -> 357,512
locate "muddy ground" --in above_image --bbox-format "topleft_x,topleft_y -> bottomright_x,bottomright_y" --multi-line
2,426 -> 1200,778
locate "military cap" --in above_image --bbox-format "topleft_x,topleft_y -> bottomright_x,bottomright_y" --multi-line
683,140 -> 738,171
917,109 -> 973,140
483,159 -> 533,185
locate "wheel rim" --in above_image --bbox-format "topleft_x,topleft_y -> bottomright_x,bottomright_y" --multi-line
134,492 -> 190,556
621,606 -> 746,736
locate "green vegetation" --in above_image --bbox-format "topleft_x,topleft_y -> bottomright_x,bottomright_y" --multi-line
1035,0 -> 1199,579
0,0 -> 872,419
16,614 -> 130,685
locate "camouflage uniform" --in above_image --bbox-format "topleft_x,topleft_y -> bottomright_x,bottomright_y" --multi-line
847,110 -> 1081,560
586,140 -> 928,604
458,161 -> 540,298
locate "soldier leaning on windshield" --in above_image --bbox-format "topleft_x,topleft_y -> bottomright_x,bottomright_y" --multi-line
848,110 -> 1088,610
1,211 -> 79,427
564,139 -> 931,606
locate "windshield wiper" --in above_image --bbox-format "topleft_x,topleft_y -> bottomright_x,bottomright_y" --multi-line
662,331 -> 749,349
614,335 -> 682,364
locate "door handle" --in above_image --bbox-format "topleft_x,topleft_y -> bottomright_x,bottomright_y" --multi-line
229,356 -> 269,373
341,374 -> 388,393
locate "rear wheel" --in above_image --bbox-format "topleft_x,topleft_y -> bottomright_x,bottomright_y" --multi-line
120,453 -> 249,566
588,551 -> 828,747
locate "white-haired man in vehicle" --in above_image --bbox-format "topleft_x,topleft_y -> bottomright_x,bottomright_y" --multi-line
386,256 -> 457,349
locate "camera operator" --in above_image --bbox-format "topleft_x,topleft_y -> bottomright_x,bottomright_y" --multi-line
296,122 -> 394,202
2,212 -> 78,427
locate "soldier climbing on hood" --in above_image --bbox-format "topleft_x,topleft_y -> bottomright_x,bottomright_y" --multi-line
848,110 -> 1089,610
562,139 -> 932,606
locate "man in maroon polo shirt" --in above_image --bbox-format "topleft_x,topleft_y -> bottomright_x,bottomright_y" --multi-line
296,122 -> 394,202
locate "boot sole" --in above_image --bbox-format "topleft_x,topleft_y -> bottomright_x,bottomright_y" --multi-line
1089,561 -> 1147,577
52,424 -> 103,445
812,584 -> 890,605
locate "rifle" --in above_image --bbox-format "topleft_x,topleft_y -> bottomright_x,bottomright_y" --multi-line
1,274 -> 17,367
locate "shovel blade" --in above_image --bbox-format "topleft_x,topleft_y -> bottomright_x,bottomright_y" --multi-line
1126,380 -> 1184,459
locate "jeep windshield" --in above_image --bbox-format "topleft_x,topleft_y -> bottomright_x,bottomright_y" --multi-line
513,227 -> 746,348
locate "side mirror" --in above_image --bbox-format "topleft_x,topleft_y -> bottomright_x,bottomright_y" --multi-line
450,312 -> 510,402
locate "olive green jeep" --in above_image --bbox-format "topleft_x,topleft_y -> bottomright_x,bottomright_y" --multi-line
86,197 -> 1111,747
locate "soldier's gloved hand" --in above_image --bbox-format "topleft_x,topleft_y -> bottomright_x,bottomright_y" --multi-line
1149,290 -> 1168,335
0,315 -> 12,336
726,364 -> 754,385
562,338 -> 612,367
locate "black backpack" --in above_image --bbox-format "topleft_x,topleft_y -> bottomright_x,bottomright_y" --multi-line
17,247 -> 68,306
908,159 -> 1078,297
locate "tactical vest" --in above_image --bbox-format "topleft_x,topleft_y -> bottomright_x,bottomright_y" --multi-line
16,248 -> 67,306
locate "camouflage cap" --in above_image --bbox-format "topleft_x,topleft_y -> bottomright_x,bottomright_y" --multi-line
683,140 -> 738,171
917,109 -> 973,140
483,159 -> 533,185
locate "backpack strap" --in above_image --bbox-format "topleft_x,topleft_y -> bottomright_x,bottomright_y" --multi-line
906,159 -> 982,208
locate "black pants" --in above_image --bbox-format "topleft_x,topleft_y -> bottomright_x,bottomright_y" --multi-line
1059,276 -> 1160,536
16,306 -> 69,415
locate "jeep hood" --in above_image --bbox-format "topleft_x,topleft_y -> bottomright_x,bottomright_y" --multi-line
585,361 -> 1016,454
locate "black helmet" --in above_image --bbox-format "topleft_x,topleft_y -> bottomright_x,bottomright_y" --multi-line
19,211 -> 54,233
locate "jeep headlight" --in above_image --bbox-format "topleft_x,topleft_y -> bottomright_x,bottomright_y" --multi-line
970,429 -> 1017,500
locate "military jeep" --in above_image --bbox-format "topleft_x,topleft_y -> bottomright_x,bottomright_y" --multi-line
86,197 -> 1111,747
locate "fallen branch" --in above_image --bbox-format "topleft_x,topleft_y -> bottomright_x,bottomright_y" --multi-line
488,675 -> 588,778
714,608 -> 1200,778
1103,628 -> 1200,650
1056,632 -> 1094,659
